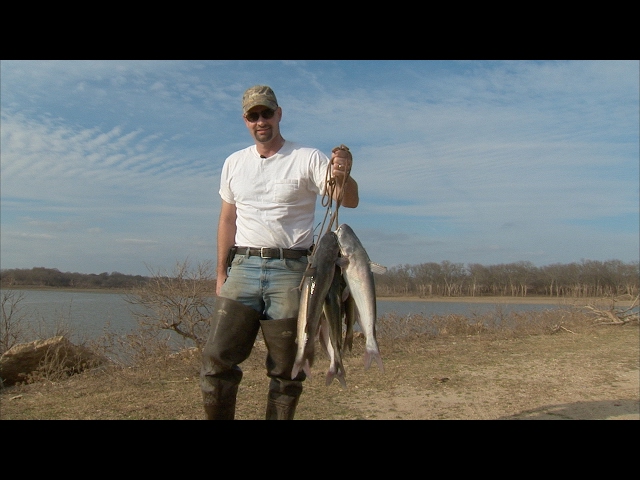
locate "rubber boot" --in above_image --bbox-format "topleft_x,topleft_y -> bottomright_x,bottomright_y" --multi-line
260,317 -> 305,420
200,297 -> 261,420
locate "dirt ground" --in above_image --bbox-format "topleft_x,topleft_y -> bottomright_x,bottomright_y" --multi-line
335,326 -> 639,420
1,297 -> 638,420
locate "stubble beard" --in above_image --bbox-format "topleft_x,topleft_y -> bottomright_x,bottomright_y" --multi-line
254,128 -> 273,144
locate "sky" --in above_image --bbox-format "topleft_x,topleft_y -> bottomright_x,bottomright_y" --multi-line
1,60 -> 638,277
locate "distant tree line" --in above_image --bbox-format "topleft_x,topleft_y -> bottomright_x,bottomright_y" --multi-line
0,267 -> 149,290
2,259 -> 639,298
374,259 -> 639,298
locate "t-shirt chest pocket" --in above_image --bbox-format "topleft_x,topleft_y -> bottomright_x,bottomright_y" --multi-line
274,179 -> 299,204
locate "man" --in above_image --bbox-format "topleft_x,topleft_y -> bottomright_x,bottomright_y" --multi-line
200,85 -> 359,420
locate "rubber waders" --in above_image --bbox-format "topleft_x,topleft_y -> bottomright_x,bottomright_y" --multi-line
260,317 -> 306,420
200,297 -> 261,420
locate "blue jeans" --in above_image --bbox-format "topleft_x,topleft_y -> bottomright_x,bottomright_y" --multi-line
220,254 -> 309,320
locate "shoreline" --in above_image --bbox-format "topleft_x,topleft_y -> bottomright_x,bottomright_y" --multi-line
1,286 -> 131,295
4,286 -> 635,307
377,295 -> 637,307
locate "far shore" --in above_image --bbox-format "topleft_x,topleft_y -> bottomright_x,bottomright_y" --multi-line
3,286 -> 636,307
2,286 -> 132,294
379,295 -> 637,307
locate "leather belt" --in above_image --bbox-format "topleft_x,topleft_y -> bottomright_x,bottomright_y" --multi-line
235,247 -> 309,259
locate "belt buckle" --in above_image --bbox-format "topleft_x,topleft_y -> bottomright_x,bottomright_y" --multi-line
260,247 -> 284,259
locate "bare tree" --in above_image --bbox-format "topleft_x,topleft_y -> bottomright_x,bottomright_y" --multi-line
123,260 -> 216,351
1,290 -> 27,355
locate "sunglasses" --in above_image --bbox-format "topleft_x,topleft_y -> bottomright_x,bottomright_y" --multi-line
244,108 -> 276,122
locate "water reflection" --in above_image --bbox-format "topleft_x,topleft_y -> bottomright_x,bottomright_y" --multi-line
4,289 -> 577,342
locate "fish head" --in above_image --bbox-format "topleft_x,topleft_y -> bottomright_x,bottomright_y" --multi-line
335,223 -> 354,237
335,224 -> 357,256
311,231 -> 340,267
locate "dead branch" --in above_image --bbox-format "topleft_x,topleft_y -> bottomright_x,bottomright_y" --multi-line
551,324 -> 577,334
583,295 -> 639,326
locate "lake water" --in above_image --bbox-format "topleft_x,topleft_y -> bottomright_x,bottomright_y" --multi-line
2,289 -> 570,343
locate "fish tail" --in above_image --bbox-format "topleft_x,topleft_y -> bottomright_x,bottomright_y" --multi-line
302,359 -> 313,379
325,366 -> 347,389
291,353 -> 308,379
364,350 -> 384,373
325,371 -> 335,387
293,358 -> 313,380
291,362 -> 301,380
375,354 -> 385,373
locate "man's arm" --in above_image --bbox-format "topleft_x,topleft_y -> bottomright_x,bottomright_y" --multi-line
334,176 -> 359,208
330,148 -> 359,208
216,200 -> 237,295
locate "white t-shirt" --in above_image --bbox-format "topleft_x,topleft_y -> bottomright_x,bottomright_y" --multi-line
219,140 -> 330,249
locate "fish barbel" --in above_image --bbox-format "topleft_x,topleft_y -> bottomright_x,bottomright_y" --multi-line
335,223 -> 386,372
291,231 -> 341,380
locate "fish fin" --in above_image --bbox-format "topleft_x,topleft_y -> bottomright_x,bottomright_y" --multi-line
291,356 -> 306,379
375,355 -> 385,373
302,359 -> 313,379
303,267 -> 317,277
325,372 -> 333,387
341,285 -> 351,302
337,362 -> 347,388
325,368 -> 336,387
369,262 -> 387,274
364,350 -> 385,373
318,323 -> 330,356
335,257 -> 349,269
325,370 -> 347,389
325,361 -> 347,388
292,337 -> 310,379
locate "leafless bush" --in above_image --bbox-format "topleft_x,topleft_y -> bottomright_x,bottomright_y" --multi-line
1,290 -> 27,355
1,295 -> 108,387
88,322 -> 179,369
375,304 -> 601,344
17,338 -> 106,385
2,290 -> 79,353
123,259 -> 216,352
29,308 -> 77,344
24,345 -> 77,384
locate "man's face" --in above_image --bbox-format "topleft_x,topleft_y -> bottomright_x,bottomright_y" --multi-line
244,106 -> 282,143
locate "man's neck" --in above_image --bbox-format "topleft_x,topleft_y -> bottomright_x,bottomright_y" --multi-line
256,135 -> 285,158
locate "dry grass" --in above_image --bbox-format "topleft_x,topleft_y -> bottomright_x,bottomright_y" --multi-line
1,305 -> 638,420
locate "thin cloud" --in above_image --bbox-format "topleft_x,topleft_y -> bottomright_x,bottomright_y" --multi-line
1,60 -> 637,275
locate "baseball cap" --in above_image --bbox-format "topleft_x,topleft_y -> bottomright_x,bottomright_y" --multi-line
242,85 -> 278,114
